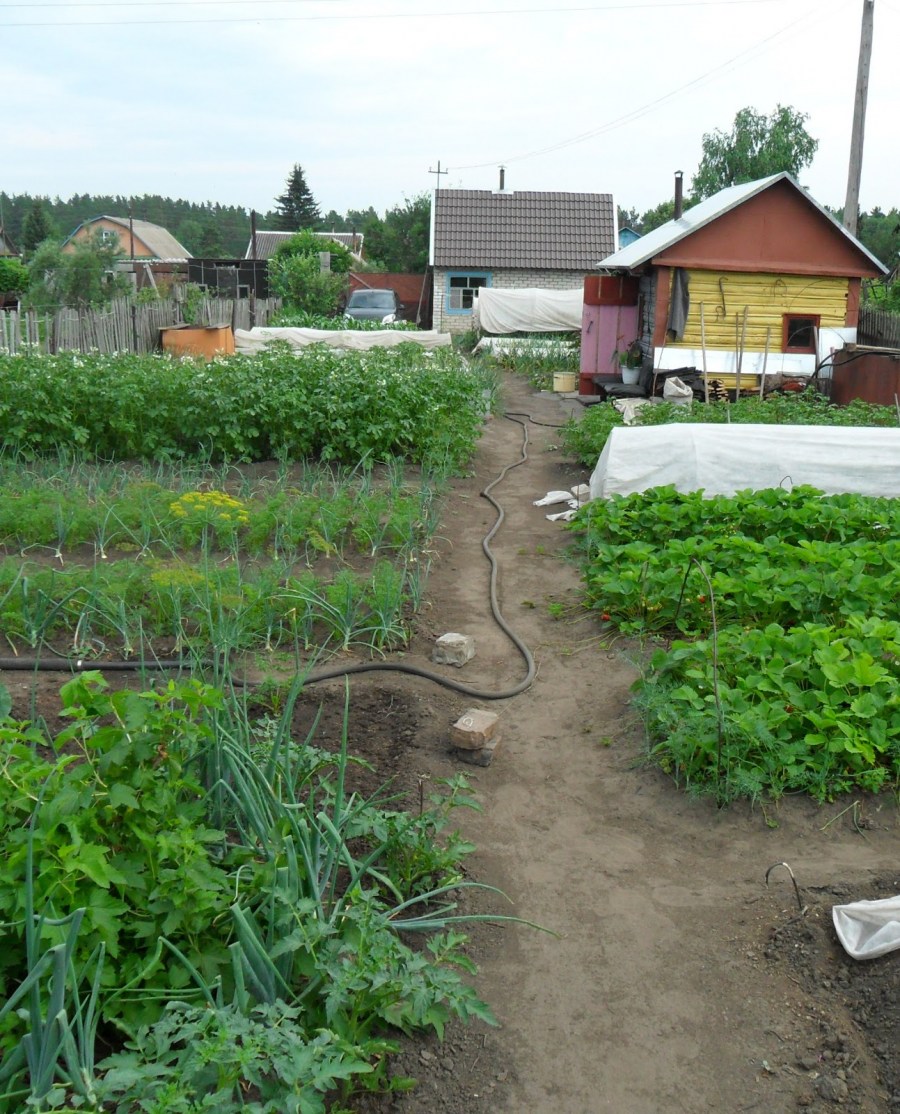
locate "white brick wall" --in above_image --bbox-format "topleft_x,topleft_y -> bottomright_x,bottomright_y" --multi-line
433,267 -> 587,334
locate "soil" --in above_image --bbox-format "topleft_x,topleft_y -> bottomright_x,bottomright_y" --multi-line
3,373 -> 899,1113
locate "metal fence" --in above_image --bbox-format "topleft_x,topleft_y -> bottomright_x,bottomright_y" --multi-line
0,295 -> 281,355
858,304 -> 900,349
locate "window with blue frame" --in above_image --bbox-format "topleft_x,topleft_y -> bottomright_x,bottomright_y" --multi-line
446,271 -> 491,313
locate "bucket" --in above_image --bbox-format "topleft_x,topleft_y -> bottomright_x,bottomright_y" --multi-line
553,371 -> 577,393
620,366 -> 641,386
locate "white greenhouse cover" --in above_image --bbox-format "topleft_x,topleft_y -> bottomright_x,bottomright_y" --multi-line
234,328 -> 451,353
473,288 -> 583,334
588,423 -> 900,500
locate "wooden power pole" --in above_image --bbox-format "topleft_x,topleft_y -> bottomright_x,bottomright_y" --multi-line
843,0 -> 875,238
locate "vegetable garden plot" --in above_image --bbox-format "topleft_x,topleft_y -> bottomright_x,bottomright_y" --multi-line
572,485 -> 900,803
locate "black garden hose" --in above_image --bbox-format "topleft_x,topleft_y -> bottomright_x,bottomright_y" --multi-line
0,414 -> 543,701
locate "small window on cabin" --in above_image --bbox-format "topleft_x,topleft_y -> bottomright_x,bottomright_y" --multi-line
783,314 -> 820,354
100,229 -> 118,244
447,273 -> 490,312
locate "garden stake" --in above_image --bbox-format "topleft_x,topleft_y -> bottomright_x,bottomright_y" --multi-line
690,558 -> 724,799
765,861 -> 804,914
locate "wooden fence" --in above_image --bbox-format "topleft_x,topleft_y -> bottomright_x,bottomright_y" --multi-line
858,304 -> 900,349
0,295 -> 282,355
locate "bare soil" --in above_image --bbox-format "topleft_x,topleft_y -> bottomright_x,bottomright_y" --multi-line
4,374 -> 899,1113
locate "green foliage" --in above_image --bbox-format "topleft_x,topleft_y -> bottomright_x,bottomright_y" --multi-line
481,336 -> 580,391
0,675 -> 498,1110
0,258 -> 28,296
0,345 -> 487,468
21,200 -> 57,254
561,389 -> 900,466
272,164 -> 320,232
691,104 -> 818,199
638,617 -> 900,802
362,194 -> 431,273
269,255 -> 348,316
24,234 -> 130,311
573,485 -> 900,802
271,229 -> 353,273
269,308 -> 416,331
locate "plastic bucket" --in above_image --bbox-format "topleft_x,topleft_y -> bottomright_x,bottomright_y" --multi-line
621,366 -> 641,385
553,371 -> 577,393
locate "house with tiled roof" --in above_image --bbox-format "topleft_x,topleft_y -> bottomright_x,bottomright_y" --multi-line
63,216 -> 191,261
244,230 -> 364,260
429,187 -> 616,334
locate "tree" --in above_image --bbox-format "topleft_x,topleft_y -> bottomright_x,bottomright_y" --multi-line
21,199 -> 57,253
691,105 -> 818,200
25,232 -> 129,310
0,258 -> 29,300
272,165 -> 320,231
268,229 -> 351,314
362,194 -> 430,273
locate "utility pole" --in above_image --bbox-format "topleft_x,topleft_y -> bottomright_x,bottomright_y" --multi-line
843,0 -> 874,238
428,160 -> 448,189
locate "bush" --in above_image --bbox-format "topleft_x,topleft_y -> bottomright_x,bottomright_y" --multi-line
0,258 -> 28,297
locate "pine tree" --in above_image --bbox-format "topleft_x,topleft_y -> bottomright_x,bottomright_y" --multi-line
22,199 -> 57,253
273,165 -> 320,231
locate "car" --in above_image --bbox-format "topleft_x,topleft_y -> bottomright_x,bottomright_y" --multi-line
344,289 -> 402,324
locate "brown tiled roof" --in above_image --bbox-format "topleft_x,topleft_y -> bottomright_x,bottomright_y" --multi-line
432,190 -> 615,270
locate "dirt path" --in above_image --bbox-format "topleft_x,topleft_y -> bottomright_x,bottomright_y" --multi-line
384,374 -> 900,1114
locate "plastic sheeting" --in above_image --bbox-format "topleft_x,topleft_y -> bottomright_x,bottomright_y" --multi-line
833,896 -> 900,960
473,287 -> 584,334
588,423 -> 900,501
234,328 -> 451,353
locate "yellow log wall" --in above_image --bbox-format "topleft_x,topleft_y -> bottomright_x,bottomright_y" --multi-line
671,270 -> 848,351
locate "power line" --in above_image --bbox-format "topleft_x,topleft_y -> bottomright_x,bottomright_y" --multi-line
2,0 -> 796,29
449,0 -> 845,171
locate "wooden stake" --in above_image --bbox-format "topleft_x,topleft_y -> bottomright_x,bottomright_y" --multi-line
759,325 -> 771,399
735,306 -> 748,396
700,302 -> 709,403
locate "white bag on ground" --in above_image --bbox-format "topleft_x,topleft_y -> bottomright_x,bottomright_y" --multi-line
833,896 -> 900,960
662,376 -> 693,407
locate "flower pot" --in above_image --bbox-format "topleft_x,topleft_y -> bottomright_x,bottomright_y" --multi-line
621,366 -> 641,386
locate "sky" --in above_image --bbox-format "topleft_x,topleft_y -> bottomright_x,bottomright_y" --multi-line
3,0 -> 899,224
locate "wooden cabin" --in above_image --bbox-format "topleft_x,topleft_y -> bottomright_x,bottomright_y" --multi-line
581,174 -> 888,395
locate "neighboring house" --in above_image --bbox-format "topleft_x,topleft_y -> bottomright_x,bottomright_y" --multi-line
618,226 -> 640,249
430,188 -> 616,335
244,230 -> 364,260
63,216 -> 191,260
0,227 -> 19,256
584,173 -> 888,393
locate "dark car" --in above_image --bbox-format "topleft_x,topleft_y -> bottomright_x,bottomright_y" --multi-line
344,289 -> 401,324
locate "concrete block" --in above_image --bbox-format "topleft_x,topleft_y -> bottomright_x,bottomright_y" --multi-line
450,708 -> 499,750
454,737 -> 501,767
433,632 -> 476,667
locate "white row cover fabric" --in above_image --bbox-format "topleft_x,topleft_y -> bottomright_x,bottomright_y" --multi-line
473,287 -> 583,334
234,327 -> 451,353
588,423 -> 900,501
833,896 -> 900,960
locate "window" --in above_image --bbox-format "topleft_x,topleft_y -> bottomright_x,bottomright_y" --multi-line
100,228 -> 119,245
783,314 -> 820,354
446,271 -> 490,313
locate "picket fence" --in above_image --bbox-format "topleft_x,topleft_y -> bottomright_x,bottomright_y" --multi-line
858,304 -> 900,350
0,295 -> 281,355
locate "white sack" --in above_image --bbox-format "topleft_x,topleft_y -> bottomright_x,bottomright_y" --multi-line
234,328 -> 451,353
662,376 -> 693,406
588,423 -> 900,501
473,288 -> 583,333
833,896 -> 900,960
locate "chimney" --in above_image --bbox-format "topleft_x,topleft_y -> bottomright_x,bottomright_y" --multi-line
499,165 -> 506,191
674,170 -> 684,220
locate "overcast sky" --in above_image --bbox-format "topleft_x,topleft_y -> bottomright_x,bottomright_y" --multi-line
4,0 -> 898,224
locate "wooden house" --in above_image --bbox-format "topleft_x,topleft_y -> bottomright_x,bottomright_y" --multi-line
63,216 -> 191,261
582,174 -> 888,395
430,187 -> 616,335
